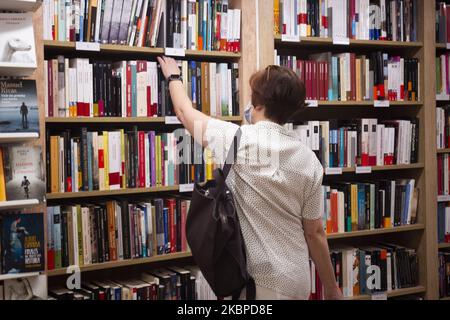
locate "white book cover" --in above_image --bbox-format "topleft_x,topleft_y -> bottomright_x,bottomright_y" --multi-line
108,131 -> 121,190
145,134 -> 150,188
136,61 -> 147,117
390,180 -> 396,227
227,68 -> 233,116
310,121 -> 320,153
320,121 -> 330,168
406,179 -> 415,225
150,61 -> 158,114
376,125 -> 385,166
0,13 -> 37,72
369,119 -> 378,163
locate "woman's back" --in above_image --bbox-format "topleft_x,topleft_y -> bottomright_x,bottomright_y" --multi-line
205,118 -> 324,299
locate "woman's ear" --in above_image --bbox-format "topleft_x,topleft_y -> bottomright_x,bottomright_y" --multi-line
254,105 -> 265,112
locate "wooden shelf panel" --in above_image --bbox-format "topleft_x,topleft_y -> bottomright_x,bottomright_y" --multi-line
0,272 -> 41,281
306,101 -> 423,107
47,252 -> 192,277
324,163 -> 424,176
436,43 -> 448,49
346,286 -> 426,300
46,186 -> 181,200
274,35 -> 423,48
438,195 -> 450,202
0,0 -> 41,12
0,199 -> 40,211
0,133 -> 39,143
327,224 -> 425,240
438,243 -> 450,249
45,116 -> 243,124
437,148 -> 450,154
440,296 -> 450,300
44,41 -> 241,59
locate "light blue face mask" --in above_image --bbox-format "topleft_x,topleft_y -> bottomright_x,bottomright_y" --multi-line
244,102 -> 254,124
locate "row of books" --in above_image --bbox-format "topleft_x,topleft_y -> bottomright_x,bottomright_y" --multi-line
1,213 -> 45,275
310,244 -> 419,299
45,57 -> 240,118
436,2 -> 450,44
321,179 -> 418,235
47,128 -> 212,194
47,198 -> 191,270
437,107 -> 450,150
285,119 -> 419,168
42,0 -> 241,52
276,52 -> 420,102
436,54 -> 450,97
439,252 -> 450,298
437,203 -> 450,244
0,145 -> 45,202
48,265 -> 216,300
438,154 -> 450,197
275,0 -> 419,42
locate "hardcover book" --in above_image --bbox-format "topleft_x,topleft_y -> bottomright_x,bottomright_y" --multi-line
1,212 -> 45,274
2,145 -> 45,201
0,80 -> 39,138
0,13 -> 37,74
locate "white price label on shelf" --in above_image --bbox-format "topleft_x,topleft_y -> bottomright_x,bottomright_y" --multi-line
306,100 -> 319,107
332,36 -> 350,45
75,42 -> 100,52
446,43 -> 450,50
179,184 -> 195,193
325,167 -> 343,175
165,116 -> 182,124
281,34 -> 301,42
371,292 -> 387,300
356,166 -> 372,174
436,94 -> 450,101
438,195 -> 450,202
165,47 -> 186,57
374,100 -> 390,108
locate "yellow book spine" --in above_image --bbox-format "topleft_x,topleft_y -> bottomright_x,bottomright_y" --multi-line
0,148 -> 6,201
274,0 -> 280,35
351,184 -> 358,231
206,149 -> 213,181
103,131 -> 109,190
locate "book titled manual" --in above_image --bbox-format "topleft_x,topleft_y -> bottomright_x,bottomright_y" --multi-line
0,13 -> 37,76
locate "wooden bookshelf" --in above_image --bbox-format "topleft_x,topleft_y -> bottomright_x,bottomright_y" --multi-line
440,296 -> 450,300
306,101 -> 423,107
437,148 -> 450,154
43,40 -> 242,59
46,185 -> 182,201
324,163 -> 425,176
274,35 -> 424,49
346,286 -> 426,300
438,243 -> 450,249
45,116 -> 243,124
46,252 -> 193,277
0,0 -> 41,12
0,199 -> 40,211
436,43 -> 448,49
327,224 -> 425,240
0,272 -> 41,282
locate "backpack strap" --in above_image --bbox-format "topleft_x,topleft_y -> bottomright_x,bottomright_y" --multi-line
222,128 -> 242,179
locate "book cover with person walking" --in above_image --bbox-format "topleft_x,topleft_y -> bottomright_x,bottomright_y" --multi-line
0,79 -> 39,136
1,213 -> 45,274
2,145 -> 45,201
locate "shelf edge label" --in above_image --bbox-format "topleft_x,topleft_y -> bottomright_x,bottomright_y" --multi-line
179,184 -> 195,193
356,166 -> 372,174
306,100 -> 319,107
325,167 -> 343,175
371,292 -> 387,300
75,42 -> 100,52
447,43 -> 450,50
374,100 -> 390,108
281,34 -> 301,42
165,47 -> 186,57
436,93 -> 450,101
165,116 -> 182,124
332,36 -> 350,45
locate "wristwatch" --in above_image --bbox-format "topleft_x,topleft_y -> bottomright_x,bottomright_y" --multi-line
167,74 -> 183,84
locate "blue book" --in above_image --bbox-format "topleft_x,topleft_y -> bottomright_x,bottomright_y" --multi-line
163,208 -> 169,254
190,61 -> 197,104
202,0 -> 207,50
131,63 -> 137,117
331,57 -> 339,100
1,212 -> 45,273
339,128 -> 345,168
358,184 -> 366,230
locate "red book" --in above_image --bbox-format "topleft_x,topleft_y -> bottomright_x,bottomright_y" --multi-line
312,61 -> 317,100
47,249 -> 55,271
181,201 -> 187,252
126,64 -> 132,117
138,131 -> 145,188
330,192 -> 338,233
166,199 -> 177,254
446,7 -> 450,43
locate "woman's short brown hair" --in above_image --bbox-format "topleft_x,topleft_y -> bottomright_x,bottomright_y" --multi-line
249,65 -> 307,125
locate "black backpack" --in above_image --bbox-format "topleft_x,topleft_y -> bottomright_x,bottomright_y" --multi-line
186,129 -> 255,300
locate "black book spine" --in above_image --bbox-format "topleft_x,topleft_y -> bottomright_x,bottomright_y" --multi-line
116,73 -> 122,117
107,62 -> 113,116
364,183 -> 370,230
167,0 -> 174,47
102,206 -> 110,261
94,207 -> 103,263
231,63 -> 239,116
121,201 -> 131,259
394,185 -> 403,227
61,210 -> 69,267
81,128 -> 89,191
64,130 -> 72,192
